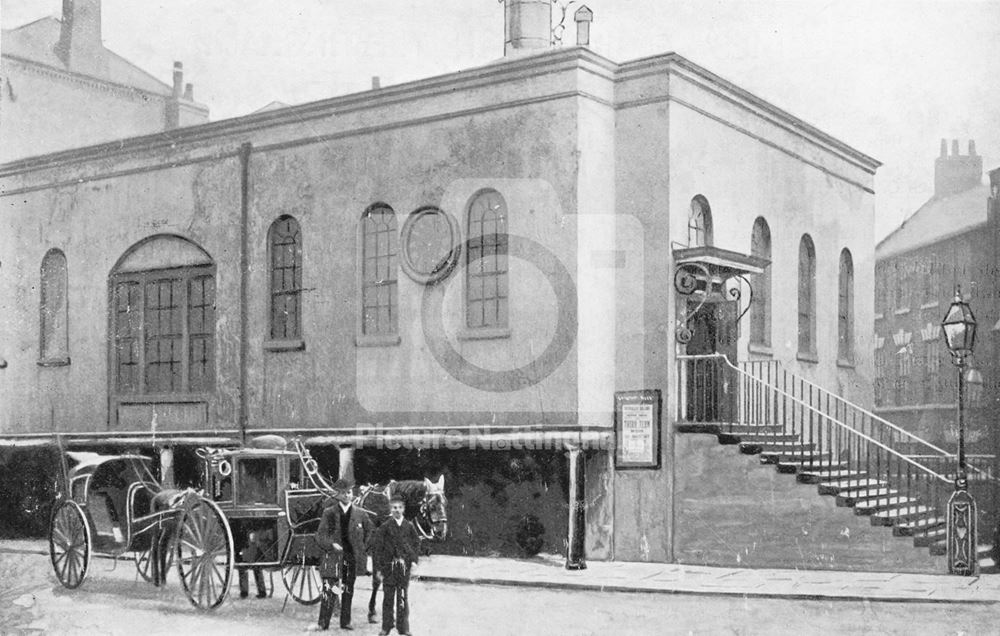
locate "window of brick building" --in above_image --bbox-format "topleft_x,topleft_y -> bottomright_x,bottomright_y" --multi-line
360,204 -> 399,336
268,216 -> 303,343
688,196 -> 714,247
39,248 -> 69,365
466,190 -> 509,330
797,234 -> 817,358
112,266 -> 215,395
750,217 -> 771,348
838,249 -> 854,363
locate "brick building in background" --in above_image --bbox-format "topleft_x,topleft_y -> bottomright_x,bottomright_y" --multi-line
874,141 -> 1000,461
0,0 -> 208,162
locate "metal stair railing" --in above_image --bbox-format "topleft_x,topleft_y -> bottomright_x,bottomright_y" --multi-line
740,359 -> 993,482
678,353 -> 953,517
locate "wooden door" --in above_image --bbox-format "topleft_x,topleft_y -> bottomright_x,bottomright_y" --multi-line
685,301 -> 738,422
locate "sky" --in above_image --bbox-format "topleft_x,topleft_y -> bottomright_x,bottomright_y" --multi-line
3,0 -> 999,240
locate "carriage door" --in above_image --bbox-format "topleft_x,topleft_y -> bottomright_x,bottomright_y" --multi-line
685,300 -> 738,423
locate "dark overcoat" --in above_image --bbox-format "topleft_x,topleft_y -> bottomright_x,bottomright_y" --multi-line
370,518 -> 420,586
316,503 -> 373,577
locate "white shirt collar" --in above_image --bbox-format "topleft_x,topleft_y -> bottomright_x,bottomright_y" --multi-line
393,516 -> 404,526
339,501 -> 351,512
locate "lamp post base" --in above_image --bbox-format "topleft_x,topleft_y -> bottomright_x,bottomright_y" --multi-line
947,482 -> 978,576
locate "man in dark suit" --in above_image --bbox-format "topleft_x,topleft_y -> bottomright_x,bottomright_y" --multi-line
314,479 -> 373,631
371,495 -> 420,636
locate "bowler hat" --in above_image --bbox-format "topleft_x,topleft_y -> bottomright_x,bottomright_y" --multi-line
332,478 -> 354,497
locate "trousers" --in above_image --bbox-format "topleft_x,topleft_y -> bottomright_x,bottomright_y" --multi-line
381,581 -> 409,635
318,557 -> 356,628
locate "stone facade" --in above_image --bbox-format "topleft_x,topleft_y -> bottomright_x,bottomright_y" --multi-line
0,44 -> 878,563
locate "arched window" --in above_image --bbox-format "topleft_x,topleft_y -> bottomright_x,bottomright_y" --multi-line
466,190 -> 508,329
360,204 -> 399,336
269,216 -> 303,341
797,234 -> 817,357
109,235 -> 215,394
838,248 -> 855,363
749,218 -> 771,348
40,248 -> 69,364
689,195 -> 713,247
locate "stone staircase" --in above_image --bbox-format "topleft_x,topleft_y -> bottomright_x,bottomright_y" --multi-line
677,421 -> 996,572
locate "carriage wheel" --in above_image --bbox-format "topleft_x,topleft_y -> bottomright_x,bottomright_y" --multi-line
134,532 -> 174,583
281,561 -> 323,605
175,496 -> 234,610
49,500 -> 91,589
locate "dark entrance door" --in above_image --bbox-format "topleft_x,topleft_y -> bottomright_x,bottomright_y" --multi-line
685,300 -> 738,422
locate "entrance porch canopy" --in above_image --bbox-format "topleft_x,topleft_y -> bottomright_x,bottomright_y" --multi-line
672,245 -> 770,278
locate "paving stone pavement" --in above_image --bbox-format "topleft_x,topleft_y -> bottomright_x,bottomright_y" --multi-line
5,539 -> 999,604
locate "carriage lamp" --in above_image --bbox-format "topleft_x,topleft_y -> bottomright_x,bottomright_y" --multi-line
941,286 -> 978,575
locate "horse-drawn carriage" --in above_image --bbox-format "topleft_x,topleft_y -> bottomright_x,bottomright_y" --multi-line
48,451 -> 235,609
48,436 -> 448,611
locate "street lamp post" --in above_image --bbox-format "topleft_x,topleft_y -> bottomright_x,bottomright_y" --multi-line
941,286 -> 978,575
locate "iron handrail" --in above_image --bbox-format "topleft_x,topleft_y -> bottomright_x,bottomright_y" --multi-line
678,354 -> 951,484
741,358 -> 993,480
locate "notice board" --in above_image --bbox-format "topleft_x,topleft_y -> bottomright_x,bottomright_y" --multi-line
614,389 -> 662,469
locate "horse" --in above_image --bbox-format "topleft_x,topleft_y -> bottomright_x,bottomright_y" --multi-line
356,476 -> 448,624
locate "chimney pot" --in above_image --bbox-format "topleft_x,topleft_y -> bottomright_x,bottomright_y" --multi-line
172,61 -> 184,97
934,137 -> 984,197
940,139 -> 947,157
574,5 -> 593,46
504,0 -> 552,57
371,76 -> 381,90
184,83 -> 194,101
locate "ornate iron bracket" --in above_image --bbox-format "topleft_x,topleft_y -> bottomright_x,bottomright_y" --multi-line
674,263 -> 710,344
725,273 -> 755,325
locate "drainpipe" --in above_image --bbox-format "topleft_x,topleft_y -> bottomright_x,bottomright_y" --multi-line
239,142 -> 252,445
565,442 -> 587,569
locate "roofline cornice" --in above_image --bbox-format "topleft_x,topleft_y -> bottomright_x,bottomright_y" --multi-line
0,45 -> 879,179
876,221 -> 988,261
0,47 -> 608,175
615,53 -> 880,173
1,52 -> 175,99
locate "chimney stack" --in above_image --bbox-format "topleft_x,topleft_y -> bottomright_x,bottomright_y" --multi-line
934,138 -> 983,198
371,76 -> 381,90
55,0 -> 106,76
172,61 -> 184,98
184,83 -> 194,101
574,6 -> 593,46
504,0 -> 552,57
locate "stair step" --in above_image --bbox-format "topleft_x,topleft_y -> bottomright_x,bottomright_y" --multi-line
744,442 -> 815,455
835,488 -> 898,507
796,469 -> 866,484
893,516 -> 946,536
761,450 -> 831,464
818,478 -> 886,496
870,505 -> 933,526
912,527 -> 947,547
676,423 -> 723,435
777,460 -> 847,474
855,496 -> 920,515
928,540 -> 994,558
717,424 -> 785,435
730,433 -> 801,444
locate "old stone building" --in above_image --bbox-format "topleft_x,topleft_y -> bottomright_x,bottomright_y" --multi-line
0,0 -> 208,163
1,3 -> 894,568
